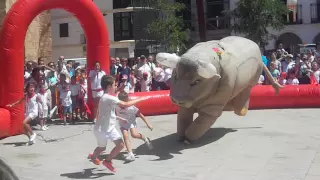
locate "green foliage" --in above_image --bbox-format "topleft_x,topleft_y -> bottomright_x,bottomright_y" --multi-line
224,0 -> 289,47
146,0 -> 190,55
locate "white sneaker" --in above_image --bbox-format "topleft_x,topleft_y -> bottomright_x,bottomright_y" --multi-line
125,152 -> 135,162
41,126 -> 47,131
44,125 -> 49,130
30,133 -> 37,142
144,137 -> 153,149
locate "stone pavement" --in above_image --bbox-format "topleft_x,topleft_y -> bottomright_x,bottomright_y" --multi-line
0,109 -> 320,180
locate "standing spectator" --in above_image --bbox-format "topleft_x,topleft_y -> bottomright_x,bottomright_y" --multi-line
60,83 -> 72,126
286,70 -> 299,85
24,61 -> 33,80
57,56 -> 67,74
118,57 -> 131,86
88,61 -> 106,122
153,62 -> 166,90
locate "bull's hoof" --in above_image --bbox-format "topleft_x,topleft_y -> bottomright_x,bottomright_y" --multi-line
234,108 -> 248,116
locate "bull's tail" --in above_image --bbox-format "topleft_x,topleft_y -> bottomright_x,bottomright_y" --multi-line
262,63 -> 283,95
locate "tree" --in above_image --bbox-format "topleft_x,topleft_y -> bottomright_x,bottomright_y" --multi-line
146,0 -> 190,55
224,0 -> 289,48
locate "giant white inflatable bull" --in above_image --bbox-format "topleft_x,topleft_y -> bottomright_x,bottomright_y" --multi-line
156,36 -> 283,144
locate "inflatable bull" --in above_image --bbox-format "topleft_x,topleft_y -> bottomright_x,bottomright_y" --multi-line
156,36 -> 283,144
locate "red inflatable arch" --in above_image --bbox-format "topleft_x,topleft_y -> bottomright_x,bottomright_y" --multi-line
0,0 -> 109,138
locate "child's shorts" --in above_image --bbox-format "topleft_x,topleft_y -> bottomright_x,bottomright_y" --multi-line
63,106 -> 72,114
71,95 -> 78,109
93,128 -> 122,147
24,112 -> 38,120
39,108 -> 48,118
120,121 -> 137,130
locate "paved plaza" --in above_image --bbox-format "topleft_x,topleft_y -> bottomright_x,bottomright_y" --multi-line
0,109 -> 320,180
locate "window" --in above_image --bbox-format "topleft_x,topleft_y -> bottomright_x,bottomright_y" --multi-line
176,0 -> 192,29
59,23 -> 69,38
114,12 -> 134,41
113,0 -> 131,9
206,0 -> 224,18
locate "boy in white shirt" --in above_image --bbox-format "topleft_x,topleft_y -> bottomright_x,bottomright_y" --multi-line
88,75 -> 148,173
116,91 -> 153,162
60,83 -> 72,125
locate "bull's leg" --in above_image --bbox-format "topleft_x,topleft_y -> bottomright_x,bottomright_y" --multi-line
233,87 -> 252,116
185,108 -> 223,142
177,107 -> 195,141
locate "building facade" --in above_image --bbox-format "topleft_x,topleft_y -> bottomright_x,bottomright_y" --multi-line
0,0 -> 52,62
51,0 -> 320,59
51,0 -> 137,60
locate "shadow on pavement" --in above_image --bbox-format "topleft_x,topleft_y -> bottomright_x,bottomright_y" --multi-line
60,168 -> 113,179
134,127 -> 238,161
2,142 -> 27,147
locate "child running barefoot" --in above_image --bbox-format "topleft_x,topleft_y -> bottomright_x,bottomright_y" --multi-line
37,83 -> 50,131
6,83 -> 38,145
88,75 -> 148,173
116,91 -> 153,162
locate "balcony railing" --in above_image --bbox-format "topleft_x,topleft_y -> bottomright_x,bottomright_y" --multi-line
310,3 -> 320,23
284,4 -> 303,25
206,16 -> 230,30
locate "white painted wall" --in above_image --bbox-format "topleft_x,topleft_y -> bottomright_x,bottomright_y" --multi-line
229,0 -> 320,50
50,0 -> 134,60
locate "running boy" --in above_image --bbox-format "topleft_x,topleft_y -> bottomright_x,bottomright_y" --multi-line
6,83 -> 38,145
88,75 -> 148,173
116,91 -> 153,162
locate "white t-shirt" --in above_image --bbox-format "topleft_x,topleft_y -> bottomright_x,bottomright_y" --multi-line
312,70 -> 320,83
258,75 -> 265,84
154,67 -> 165,82
37,92 -> 49,110
89,70 -> 106,90
286,78 -> 299,85
25,94 -> 38,117
279,79 -> 287,85
164,68 -> 173,82
60,90 -> 72,107
115,105 -> 139,126
94,93 -> 120,133
70,84 -> 80,96
119,82 -> 132,94
24,71 -> 31,80
140,78 -> 151,92
138,64 -> 152,81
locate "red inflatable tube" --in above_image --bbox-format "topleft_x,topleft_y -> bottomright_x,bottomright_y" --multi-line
131,85 -> 320,116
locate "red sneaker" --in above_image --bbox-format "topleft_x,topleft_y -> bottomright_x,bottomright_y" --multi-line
102,160 -> 116,172
88,153 -> 101,165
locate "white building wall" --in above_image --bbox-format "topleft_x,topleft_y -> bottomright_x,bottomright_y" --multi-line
229,0 -> 320,50
50,0 -> 133,61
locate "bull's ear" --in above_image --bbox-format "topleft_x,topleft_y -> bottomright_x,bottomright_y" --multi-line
156,53 -> 181,68
197,61 -> 221,79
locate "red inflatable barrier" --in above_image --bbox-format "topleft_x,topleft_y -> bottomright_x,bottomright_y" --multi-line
131,85 -> 320,116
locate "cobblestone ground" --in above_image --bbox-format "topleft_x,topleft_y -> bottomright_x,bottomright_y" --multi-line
0,109 -> 320,180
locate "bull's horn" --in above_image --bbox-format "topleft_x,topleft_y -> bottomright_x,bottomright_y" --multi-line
156,53 -> 181,68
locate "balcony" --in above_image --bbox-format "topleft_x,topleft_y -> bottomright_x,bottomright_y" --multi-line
310,3 -> 320,23
284,4 -> 303,25
206,16 -> 230,30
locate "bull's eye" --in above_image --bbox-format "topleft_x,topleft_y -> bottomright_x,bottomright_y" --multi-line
190,80 -> 201,86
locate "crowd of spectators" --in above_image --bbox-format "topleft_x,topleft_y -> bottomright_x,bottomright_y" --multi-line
259,43 -> 320,85
23,55 -> 173,127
